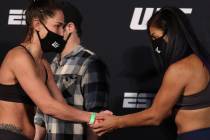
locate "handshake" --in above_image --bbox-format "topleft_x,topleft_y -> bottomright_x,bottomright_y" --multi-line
88,110 -> 120,136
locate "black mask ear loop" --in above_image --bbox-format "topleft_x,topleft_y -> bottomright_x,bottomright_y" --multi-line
40,20 -> 50,32
156,30 -> 167,41
36,30 -> 42,40
65,33 -> 72,43
152,30 -> 167,48
38,8 -> 50,32
63,23 -> 72,43
35,19 -> 49,40
35,20 -> 48,50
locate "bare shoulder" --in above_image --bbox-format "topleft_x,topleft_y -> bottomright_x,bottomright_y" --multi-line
0,46 -> 36,81
7,46 -> 29,59
6,46 -> 35,68
164,57 -> 193,85
7,47 -> 32,60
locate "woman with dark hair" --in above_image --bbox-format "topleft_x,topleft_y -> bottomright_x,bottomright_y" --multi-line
92,6 -> 210,140
0,1 -> 99,140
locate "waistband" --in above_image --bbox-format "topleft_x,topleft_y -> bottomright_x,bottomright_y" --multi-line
177,127 -> 210,140
0,128 -> 29,140
0,123 -> 23,134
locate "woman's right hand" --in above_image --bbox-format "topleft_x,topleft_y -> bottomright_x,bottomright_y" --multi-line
92,113 -> 120,136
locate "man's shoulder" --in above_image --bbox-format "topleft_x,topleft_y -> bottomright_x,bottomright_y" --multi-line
75,47 -> 100,64
78,48 -> 95,58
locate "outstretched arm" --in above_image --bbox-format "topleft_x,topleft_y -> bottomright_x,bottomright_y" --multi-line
42,59 -> 65,103
92,63 -> 188,135
11,48 -> 91,123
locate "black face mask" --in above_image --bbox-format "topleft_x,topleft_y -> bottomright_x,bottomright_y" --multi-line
151,35 -> 167,54
151,34 -> 168,72
37,23 -> 66,53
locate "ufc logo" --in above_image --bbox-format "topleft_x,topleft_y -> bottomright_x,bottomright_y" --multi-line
52,41 -> 60,48
130,8 -> 193,30
8,9 -> 26,25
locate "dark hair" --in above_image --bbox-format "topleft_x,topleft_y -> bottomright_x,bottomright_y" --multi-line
59,1 -> 83,37
25,0 -> 62,42
147,6 -> 210,72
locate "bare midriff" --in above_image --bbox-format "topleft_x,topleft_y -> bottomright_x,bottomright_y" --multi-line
0,100 -> 35,140
175,107 -> 210,134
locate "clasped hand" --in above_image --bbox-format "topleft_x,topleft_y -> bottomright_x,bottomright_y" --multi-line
89,110 -> 120,136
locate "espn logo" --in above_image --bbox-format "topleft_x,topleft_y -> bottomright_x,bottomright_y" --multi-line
130,8 -> 193,30
8,9 -> 26,25
122,92 -> 155,109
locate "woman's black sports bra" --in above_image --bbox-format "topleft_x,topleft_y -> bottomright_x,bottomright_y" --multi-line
0,45 -> 48,105
176,81 -> 210,110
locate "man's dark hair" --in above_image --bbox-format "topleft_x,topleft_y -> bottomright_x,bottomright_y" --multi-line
59,1 -> 83,37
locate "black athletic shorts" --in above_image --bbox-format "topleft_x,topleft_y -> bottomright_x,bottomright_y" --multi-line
0,129 -> 29,140
177,127 -> 210,140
